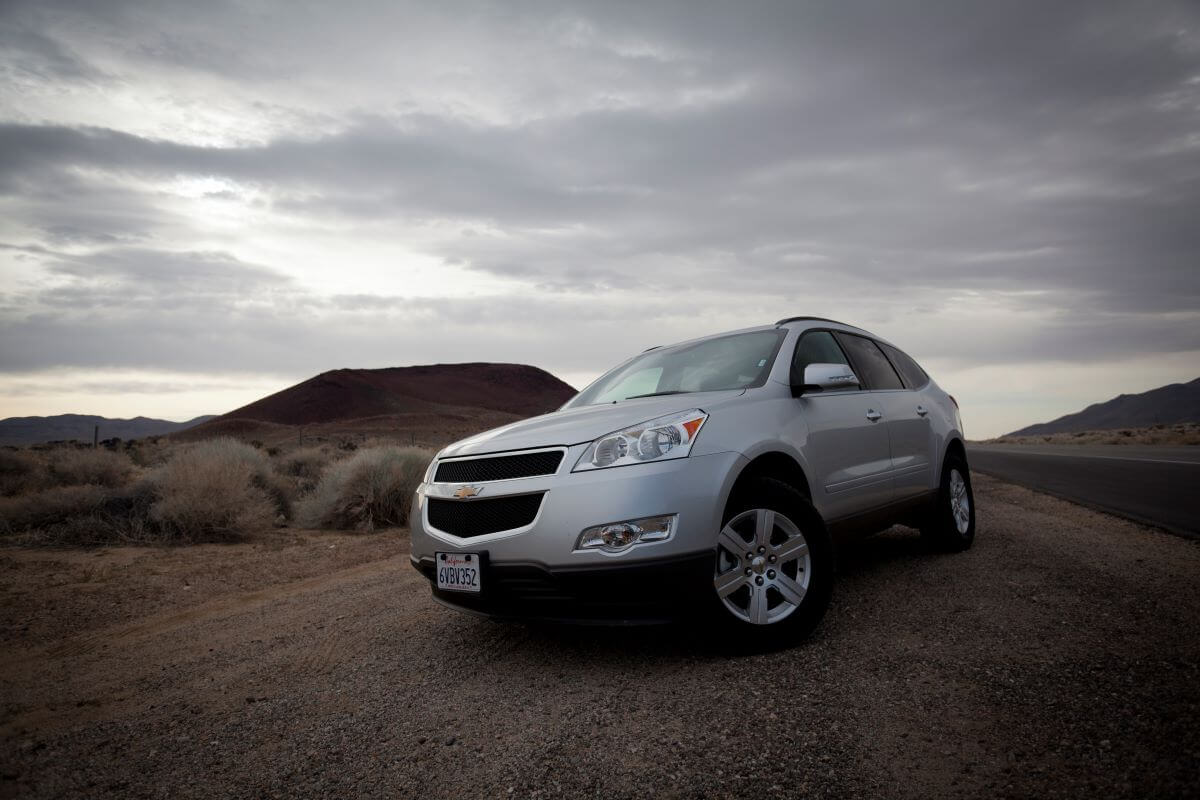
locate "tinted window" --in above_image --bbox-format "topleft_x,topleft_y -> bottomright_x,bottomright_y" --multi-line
835,333 -> 904,390
791,331 -> 855,388
878,343 -> 929,389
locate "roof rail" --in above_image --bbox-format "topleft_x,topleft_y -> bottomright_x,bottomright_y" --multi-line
642,345 -> 661,352
774,316 -> 861,328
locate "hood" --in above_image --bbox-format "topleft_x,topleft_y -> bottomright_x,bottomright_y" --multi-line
438,390 -> 747,457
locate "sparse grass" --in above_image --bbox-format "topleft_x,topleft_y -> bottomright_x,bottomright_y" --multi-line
296,446 -> 432,531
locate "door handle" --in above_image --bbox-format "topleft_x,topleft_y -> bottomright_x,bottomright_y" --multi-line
916,405 -> 928,417
866,409 -> 882,422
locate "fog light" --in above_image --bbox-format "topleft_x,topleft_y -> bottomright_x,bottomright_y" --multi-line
575,514 -> 676,553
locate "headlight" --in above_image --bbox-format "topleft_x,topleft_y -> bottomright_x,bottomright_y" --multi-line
573,409 -> 708,472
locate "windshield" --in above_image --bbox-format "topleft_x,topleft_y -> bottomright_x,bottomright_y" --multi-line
566,329 -> 786,407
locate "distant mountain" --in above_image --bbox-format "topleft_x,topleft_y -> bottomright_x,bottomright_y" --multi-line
0,414 -> 217,446
190,363 -> 577,430
1006,378 -> 1200,437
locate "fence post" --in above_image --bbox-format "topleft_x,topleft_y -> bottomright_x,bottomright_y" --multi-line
93,425 -> 99,449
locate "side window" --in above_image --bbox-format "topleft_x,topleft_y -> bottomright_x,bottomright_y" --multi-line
878,342 -> 929,389
835,333 -> 904,390
791,331 -> 855,388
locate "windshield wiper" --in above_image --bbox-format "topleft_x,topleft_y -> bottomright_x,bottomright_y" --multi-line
625,390 -> 689,400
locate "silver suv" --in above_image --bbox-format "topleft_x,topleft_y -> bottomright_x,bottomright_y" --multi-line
410,317 -> 974,644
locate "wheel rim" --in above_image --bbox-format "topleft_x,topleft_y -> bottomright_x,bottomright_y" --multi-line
949,468 -> 971,534
713,508 -> 811,625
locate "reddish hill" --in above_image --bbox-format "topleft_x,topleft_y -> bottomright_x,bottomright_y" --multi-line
202,363 -> 576,428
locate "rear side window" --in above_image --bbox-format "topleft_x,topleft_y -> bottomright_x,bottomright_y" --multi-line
835,333 -> 904,390
878,343 -> 929,389
791,331 -> 855,388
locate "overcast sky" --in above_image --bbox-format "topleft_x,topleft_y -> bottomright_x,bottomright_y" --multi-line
1,0 -> 1197,437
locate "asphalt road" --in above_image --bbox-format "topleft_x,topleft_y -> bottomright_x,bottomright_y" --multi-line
968,444 -> 1200,537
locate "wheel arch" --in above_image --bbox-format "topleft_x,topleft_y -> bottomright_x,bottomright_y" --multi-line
724,449 -> 812,516
941,435 -> 967,476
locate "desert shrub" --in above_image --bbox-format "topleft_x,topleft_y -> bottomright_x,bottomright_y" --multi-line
7,482 -> 163,546
46,448 -> 135,488
0,438 -> 302,545
0,449 -> 45,497
0,485 -> 108,538
126,438 -> 175,468
297,446 -> 432,531
279,446 -> 331,480
147,438 -> 280,541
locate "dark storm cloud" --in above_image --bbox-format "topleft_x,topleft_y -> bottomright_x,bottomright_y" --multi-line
1,0 -> 1198,384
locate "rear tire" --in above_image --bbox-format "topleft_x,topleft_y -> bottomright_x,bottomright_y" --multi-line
710,477 -> 833,648
921,452 -> 976,552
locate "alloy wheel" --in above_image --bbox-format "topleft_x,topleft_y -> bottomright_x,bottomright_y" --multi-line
714,508 -> 811,625
949,468 -> 971,534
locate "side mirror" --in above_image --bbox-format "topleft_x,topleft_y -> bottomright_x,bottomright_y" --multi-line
795,363 -> 860,396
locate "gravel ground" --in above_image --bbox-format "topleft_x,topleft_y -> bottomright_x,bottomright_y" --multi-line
1,474 -> 1198,799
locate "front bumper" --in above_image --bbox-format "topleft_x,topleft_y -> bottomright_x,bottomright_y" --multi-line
412,551 -> 715,623
409,448 -> 745,620
411,448 -> 743,567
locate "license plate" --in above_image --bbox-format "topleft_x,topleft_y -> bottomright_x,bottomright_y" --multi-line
435,552 -> 482,593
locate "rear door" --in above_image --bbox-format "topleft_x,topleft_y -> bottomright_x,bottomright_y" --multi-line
837,333 -> 934,502
877,342 -> 937,499
791,330 -> 893,520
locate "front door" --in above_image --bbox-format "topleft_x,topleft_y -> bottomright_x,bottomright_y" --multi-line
790,330 -> 894,521
799,391 -> 895,520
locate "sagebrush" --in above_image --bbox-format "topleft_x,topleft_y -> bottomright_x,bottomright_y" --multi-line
46,448 -> 135,488
148,438 -> 288,541
0,437 -> 296,545
0,449 -> 44,497
297,446 -> 432,531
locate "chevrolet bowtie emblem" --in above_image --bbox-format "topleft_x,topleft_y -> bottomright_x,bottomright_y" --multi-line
453,485 -> 483,499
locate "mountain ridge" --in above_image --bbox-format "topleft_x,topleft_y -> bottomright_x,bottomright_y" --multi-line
1006,377 -> 1200,437
0,413 -> 217,446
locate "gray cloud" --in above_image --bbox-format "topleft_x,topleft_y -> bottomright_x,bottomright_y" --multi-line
0,21 -> 105,84
0,0 -> 1197,426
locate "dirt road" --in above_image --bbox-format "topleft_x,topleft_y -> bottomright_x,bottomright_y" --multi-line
2,475 -> 1198,799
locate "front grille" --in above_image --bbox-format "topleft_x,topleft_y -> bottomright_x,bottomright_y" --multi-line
434,450 -> 563,483
426,493 -> 544,538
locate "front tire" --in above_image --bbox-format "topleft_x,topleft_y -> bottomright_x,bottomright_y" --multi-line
922,452 -> 976,552
711,477 -> 833,647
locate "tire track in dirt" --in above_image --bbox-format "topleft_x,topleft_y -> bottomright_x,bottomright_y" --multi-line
0,556 -> 423,737
25,558 -> 405,665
